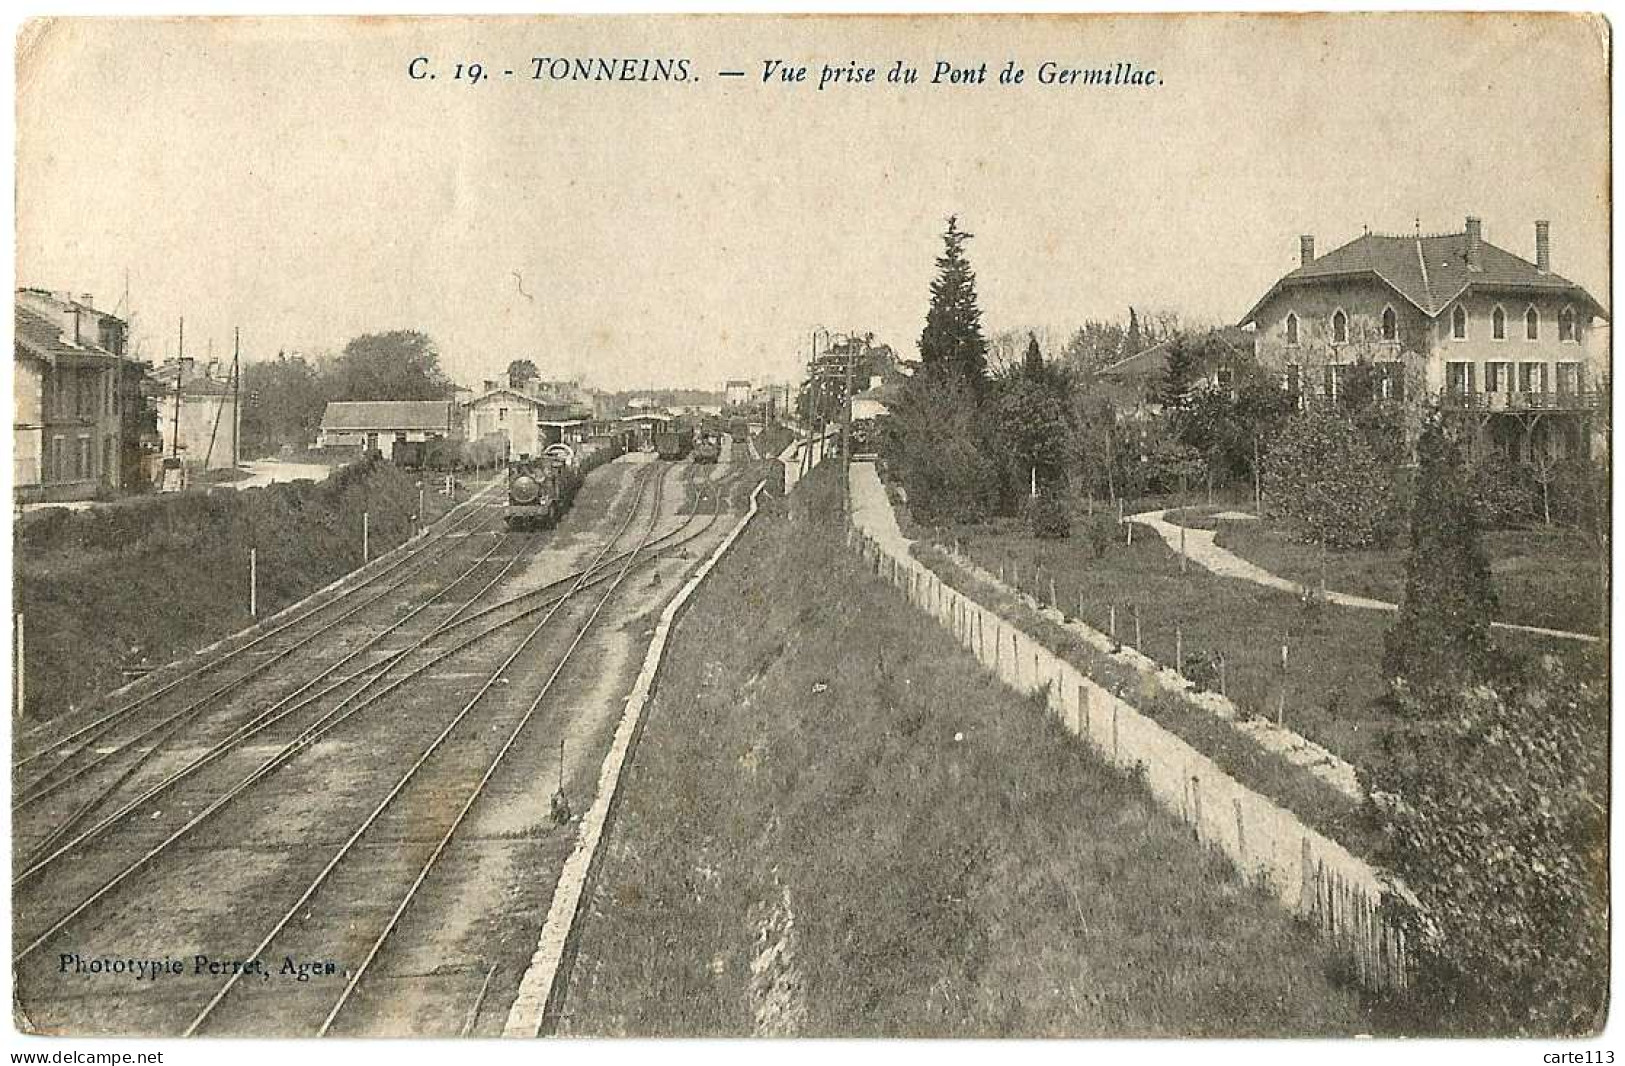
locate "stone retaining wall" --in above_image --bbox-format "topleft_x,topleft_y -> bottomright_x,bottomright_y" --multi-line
847,522 -> 1413,993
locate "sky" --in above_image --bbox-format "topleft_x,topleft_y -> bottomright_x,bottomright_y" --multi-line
16,14 -> 1611,391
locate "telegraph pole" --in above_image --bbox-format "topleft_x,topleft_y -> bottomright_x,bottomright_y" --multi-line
171,317 -> 184,460
232,327 -> 242,470
840,334 -> 857,510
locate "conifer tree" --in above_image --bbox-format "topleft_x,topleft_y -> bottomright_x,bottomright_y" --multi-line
918,217 -> 990,389
1382,418 -> 1498,695
1022,332 -> 1044,377
1124,306 -> 1143,358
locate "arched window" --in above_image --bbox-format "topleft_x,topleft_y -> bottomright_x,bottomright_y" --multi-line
1492,305 -> 1507,340
1381,306 -> 1398,342
1526,306 -> 1540,340
1331,309 -> 1348,345
1559,306 -> 1578,342
1451,304 -> 1468,340
1285,312 -> 1299,346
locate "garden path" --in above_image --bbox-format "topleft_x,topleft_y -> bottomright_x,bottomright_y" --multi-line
1129,508 -> 1602,645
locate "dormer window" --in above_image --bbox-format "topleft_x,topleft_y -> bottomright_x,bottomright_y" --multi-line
1526,306 -> 1540,340
1331,309 -> 1348,345
1285,312 -> 1299,347
1559,306 -> 1578,342
1381,306 -> 1397,342
1451,304 -> 1468,340
1492,305 -> 1507,340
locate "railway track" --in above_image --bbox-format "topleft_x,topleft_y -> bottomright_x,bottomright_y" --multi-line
12,476 -> 506,779
14,456 -> 756,1036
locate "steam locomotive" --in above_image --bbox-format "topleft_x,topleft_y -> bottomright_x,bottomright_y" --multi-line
691,434 -> 721,464
505,459 -> 570,531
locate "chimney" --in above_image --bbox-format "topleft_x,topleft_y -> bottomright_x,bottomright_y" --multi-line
79,293 -> 93,309
1536,220 -> 1551,273
1299,235 -> 1315,267
1465,216 -> 1482,270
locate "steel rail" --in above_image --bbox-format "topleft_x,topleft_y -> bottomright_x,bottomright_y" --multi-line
179,461 -> 670,1036
13,505 -> 512,809
15,530 -> 525,867
316,456 -> 671,1035
12,479 -> 504,772
12,464 -> 720,892
13,462 -> 674,960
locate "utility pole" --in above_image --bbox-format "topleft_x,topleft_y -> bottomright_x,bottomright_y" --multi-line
841,334 -> 856,509
232,327 -> 242,470
171,317 -> 184,460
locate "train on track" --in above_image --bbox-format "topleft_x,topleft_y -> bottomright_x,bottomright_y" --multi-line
691,433 -> 721,464
653,428 -> 694,461
505,458 -> 572,531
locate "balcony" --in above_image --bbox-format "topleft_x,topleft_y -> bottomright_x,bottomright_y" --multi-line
1439,388 -> 1607,413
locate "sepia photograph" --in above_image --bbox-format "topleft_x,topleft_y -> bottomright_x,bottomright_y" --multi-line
7,10 -> 1613,1045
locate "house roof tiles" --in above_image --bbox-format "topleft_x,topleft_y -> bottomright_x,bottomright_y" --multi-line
321,400 -> 455,432
1240,229 -> 1608,325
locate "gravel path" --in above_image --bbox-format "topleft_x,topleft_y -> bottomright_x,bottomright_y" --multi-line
1129,509 -> 1602,644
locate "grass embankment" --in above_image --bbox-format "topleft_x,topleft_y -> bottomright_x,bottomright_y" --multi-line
13,459 -> 458,723
1207,517 -> 1608,637
753,424 -> 796,458
910,543 -> 1381,860
561,467 -> 1378,1037
936,517 -> 1394,772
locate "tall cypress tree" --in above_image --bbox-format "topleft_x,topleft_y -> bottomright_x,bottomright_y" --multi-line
919,217 -> 989,389
1382,418 -> 1498,696
1022,332 -> 1044,377
1124,306 -> 1143,358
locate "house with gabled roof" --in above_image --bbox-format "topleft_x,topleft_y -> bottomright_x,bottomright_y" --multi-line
1240,217 -> 1609,460
317,400 -> 458,459
14,290 -> 146,503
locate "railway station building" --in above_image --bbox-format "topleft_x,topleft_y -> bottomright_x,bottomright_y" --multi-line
317,400 -> 459,460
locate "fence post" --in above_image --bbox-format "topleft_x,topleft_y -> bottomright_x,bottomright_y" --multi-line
1133,605 -> 1142,652
1108,603 -> 1116,640
1218,652 -> 1227,697
363,510 -> 370,564
1175,624 -> 1183,677
1279,640 -> 1289,727
250,547 -> 258,618
1049,575 -> 1057,610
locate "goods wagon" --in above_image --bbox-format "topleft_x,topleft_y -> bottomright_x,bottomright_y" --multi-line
653,429 -> 693,461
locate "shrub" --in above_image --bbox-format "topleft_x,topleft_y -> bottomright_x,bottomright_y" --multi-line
1078,513 -> 1118,559
1369,652 -> 1608,1035
1469,459 -> 1538,529
1027,493 -> 1070,539
1262,410 -> 1402,549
